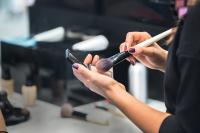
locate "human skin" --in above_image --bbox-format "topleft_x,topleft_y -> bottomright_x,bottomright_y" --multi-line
0,110 -> 6,131
119,32 -> 168,72
72,51 -> 170,133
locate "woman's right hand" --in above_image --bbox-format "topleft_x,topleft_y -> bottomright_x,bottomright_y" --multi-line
120,31 -> 168,72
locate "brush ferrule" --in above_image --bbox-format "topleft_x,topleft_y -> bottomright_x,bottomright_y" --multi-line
72,111 -> 87,120
110,51 -> 131,65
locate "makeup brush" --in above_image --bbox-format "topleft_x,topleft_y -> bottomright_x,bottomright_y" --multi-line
61,103 -> 109,125
96,28 -> 174,72
95,105 -> 125,117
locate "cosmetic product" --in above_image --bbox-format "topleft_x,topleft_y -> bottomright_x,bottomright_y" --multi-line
21,74 -> 37,106
95,105 -> 125,117
61,103 -> 109,125
96,28 -> 174,72
65,49 -> 90,69
128,63 -> 147,103
1,67 -> 14,96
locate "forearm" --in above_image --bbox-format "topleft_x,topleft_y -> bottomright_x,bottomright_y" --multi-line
107,87 -> 170,133
0,110 -> 6,131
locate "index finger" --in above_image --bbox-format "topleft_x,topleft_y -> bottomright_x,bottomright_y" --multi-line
125,32 -> 143,49
83,54 -> 93,65
72,63 -> 94,81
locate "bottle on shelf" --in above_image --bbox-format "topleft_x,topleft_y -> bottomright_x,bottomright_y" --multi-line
22,74 -> 37,106
1,67 -> 14,96
128,63 -> 148,103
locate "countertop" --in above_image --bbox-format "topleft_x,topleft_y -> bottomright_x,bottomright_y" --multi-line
7,93 -> 166,133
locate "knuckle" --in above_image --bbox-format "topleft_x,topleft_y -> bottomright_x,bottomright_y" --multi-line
151,49 -> 156,56
85,79 -> 91,87
142,32 -> 151,38
108,81 -> 119,89
126,32 -> 132,37
86,76 -> 95,84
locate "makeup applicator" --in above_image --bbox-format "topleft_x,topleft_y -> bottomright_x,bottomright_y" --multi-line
61,103 -> 109,125
96,28 -> 174,72
95,105 -> 125,117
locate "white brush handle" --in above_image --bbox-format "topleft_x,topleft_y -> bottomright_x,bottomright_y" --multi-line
136,28 -> 173,48
86,114 -> 109,125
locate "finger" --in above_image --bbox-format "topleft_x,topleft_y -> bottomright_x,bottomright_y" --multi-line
72,63 -> 93,80
127,57 -> 136,65
119,42 -> 126,52
125,54 -> 136,64
83,54 -> 93,65
133,55 -> 154,69
125,32 -> 142,49
92,55 -> 100,65
133,46 -> 156,58
126,32 -> 152,49
120,42 -> 135,63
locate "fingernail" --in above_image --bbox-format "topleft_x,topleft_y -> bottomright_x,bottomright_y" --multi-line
129,48 -> 135,53
72,64 -> 79,70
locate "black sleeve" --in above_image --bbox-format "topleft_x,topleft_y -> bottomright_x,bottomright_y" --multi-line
160,56 -> 200,133
160,3 -> 200,133
177,2 -> 200,58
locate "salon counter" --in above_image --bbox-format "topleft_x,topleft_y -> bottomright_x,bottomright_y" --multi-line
7,93 -> 166,133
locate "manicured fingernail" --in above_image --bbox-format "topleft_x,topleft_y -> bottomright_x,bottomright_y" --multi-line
72,64 -> 79,70
129,48 -> 135,53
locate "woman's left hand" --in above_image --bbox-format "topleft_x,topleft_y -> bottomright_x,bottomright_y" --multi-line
72,54 -> 126,99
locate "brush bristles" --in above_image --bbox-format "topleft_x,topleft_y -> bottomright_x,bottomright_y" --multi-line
61,103 -> 73,117
96,59 -> 113,72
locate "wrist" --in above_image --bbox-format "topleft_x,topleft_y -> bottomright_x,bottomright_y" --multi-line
105,82 -> 127,102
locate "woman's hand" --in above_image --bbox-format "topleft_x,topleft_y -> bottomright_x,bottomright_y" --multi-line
72,54 -> 170,133
120,32 -> 168,72
72,54 -> 126,99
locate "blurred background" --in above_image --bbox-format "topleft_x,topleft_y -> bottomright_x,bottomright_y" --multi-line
0,0 -> 177,107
